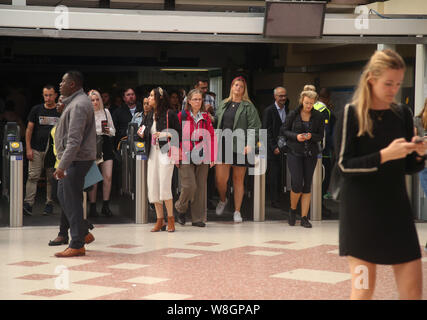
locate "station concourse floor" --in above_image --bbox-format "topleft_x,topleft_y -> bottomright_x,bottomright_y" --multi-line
0,220 -> 426,300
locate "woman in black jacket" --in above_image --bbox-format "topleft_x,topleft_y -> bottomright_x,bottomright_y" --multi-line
137,87 -> 181,232
280,90 -> 324,228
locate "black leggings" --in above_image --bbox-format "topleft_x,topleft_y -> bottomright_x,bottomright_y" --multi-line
287,153 -> 317,194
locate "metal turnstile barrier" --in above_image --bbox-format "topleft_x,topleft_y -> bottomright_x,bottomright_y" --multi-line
2,122 -> 24,227
120,123 -> 148,224
253,154 -> 266,222
310,155 -> 323,221
134,141 -> 148,224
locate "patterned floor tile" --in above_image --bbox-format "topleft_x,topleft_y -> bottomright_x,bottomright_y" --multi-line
164,252 -> 202,259
23,289 -> 71,297
15,274 -> 57,281
142,292 -> 192,300
279,243 -> 322,250
271,268 -> 352,284
1,222 -> 426,300
247,250 -> 283,257
264,240 -> 293,245
8,261 -> 49,267
186,242 -> 220,247
327,249 -> 339,255
108,244 -> 142,249
108,263 -> 149,270
124,276 -> 170,285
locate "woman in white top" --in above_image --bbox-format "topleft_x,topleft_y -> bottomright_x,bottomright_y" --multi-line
137,87 -> 181,232
88,89 -> 116,217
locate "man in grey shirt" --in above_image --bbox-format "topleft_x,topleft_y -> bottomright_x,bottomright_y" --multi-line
53,71 -> 96,258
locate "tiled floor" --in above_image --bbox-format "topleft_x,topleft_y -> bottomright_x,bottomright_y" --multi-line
0,220 -> 426,300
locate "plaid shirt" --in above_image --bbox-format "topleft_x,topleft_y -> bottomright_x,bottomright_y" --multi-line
181,94 -> 216,114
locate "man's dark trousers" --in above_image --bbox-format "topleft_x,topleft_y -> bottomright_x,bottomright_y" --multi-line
267,154 -> 282,205
57,160 -> 93,249
51,175 -> 92,239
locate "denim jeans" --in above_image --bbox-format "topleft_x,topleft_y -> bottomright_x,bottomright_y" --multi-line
420,167 -> 427,197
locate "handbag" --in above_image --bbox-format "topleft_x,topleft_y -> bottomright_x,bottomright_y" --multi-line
277,135 -> 288,153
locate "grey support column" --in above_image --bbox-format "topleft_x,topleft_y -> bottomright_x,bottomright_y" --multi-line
135,157 -> 148,224
9,154 -> 23,227
310,155 -> 323,221
253,155 -> 266,222
12,0 -> 26,5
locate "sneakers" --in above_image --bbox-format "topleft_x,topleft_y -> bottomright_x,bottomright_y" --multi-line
301,216 -> 312,228
233,211 -> 243,223
43,203 -> 53,215
215,198 -> 228,216
23,202 -> 32,216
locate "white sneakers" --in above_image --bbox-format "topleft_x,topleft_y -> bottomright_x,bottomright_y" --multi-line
233,211 -> 243,223
216,198 -> 228,216
215,198 -> 243,223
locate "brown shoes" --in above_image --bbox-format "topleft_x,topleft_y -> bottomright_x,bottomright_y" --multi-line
151,217 -> 175,232
167,216 -> 175,233
55,247 -> 85,258
54,233 -> 93,257
85,232 -> 95,244
151,218 -> 167,232
48,236 -> 69,246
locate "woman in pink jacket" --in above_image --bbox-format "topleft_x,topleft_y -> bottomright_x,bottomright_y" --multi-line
175,89 -> 216,227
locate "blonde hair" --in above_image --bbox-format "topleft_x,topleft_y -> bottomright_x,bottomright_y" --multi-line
299,90 -> 318,105
185,89 -> 206,112
89,89 -> 104,111
352,49 -> 406,137
224,77 -> 252,104
303,84 -> 316,92
417,97 -> 427,130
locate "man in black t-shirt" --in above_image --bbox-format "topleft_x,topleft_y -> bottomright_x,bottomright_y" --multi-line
23,85 -> 60,216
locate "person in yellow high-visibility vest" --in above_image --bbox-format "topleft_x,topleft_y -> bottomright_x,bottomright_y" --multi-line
313,88 -> 335,204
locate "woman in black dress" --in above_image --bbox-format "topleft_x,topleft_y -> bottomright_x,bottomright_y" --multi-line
335,49 -> 427,299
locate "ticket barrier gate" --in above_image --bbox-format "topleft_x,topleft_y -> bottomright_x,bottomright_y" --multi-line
1,122 -> 24,227
119,123 -> 149,224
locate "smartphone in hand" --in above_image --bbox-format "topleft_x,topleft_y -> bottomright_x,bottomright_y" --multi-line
101,120 -> 108,133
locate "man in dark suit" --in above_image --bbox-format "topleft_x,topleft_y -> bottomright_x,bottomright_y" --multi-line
262,87 -> 289,208
112,87 -> 142,148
